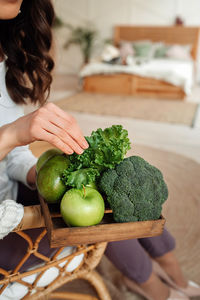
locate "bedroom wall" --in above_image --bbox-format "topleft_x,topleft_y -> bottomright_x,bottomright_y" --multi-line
53,0 -> 200,75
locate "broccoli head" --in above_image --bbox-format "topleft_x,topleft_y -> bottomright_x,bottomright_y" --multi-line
99,156 -> 168,222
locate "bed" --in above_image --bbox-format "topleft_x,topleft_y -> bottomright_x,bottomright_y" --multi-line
81,26 -> 200,100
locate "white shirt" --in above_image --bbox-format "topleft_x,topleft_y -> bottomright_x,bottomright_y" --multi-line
0,60 -> 37,238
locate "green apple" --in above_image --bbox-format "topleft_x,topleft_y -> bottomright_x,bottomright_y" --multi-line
60,187 -> 105,227
36,155 -> 70,203
36,148 -> 63,173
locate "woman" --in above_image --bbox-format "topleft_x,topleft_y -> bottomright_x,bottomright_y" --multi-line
0,1 -> 199,300
0,0 -> 88,234
0,0 -> 88,274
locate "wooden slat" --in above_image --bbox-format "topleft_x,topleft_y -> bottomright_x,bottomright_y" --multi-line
49,216 -> 165,247
39,195 -> 54,244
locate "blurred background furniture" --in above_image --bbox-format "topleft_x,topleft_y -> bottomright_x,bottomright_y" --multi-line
82,26 -> 200,100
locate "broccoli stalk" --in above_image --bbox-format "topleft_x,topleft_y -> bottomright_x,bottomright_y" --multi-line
99,156 -> 168,222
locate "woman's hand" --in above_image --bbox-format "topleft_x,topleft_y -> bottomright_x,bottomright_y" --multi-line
0,103 -> 89,160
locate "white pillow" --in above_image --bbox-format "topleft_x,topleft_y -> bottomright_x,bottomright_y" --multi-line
66,253 -> 85,272
1,282 -> 28,299
36,267 -> 59,287
166,44 -> 192,60
119,42 -> 135,61
101,45 -> 120,62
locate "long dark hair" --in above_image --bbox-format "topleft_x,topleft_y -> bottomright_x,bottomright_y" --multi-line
0,0 -> 55,105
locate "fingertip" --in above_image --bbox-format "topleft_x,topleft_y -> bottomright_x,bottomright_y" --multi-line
82,141 -> 89,149
77,150 -> 84,155
66,150 -> 74,155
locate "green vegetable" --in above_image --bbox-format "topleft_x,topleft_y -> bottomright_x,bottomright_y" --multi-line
36,155 -> 70,203
63,168 -> 99,190
62,125 -> 131,189
99,156 -> 168,222
36,148 -> 63,173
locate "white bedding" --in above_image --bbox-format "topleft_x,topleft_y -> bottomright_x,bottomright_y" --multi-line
80,59 -> 194,95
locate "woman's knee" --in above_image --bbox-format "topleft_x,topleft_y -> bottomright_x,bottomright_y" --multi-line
105,239 -> 153,284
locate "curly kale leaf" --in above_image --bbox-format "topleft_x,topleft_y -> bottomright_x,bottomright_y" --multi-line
68,125 -> 131,170
62,168 -> 100,189
62,125 -> 131,188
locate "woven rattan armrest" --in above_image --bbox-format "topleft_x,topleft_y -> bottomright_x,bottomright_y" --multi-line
0,205 -> 111,300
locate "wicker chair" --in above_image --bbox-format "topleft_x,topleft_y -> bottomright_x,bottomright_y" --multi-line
0,205 -> 111,300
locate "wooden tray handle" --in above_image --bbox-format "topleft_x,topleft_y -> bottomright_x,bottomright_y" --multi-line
14,205 -> 45,232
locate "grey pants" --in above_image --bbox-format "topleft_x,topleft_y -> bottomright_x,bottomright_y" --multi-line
105,228 -> 175,283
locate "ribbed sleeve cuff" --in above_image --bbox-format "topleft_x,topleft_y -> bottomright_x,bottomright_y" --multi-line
0,200 -> 24,239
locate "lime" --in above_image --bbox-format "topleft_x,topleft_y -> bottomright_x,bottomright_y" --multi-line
36,155 -> 70,203
36,148 -> 63,173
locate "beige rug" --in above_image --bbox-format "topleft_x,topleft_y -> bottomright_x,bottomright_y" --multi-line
56,92 -> 198,126
31,143 -> 200,300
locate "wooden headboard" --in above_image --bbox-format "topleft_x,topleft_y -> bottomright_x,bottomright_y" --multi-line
114,26 -> 200,60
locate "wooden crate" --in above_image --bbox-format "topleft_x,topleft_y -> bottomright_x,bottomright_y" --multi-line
39,196 -> 166,248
